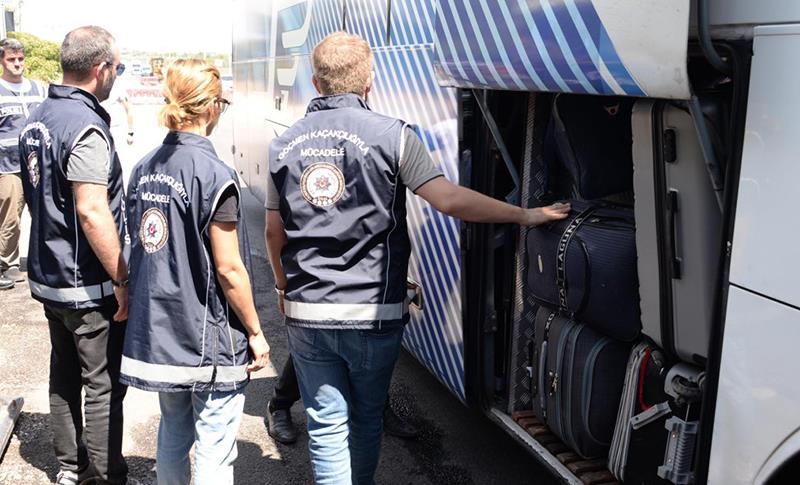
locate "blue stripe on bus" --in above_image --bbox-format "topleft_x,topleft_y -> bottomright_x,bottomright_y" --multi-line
527,0 -> 585,93
514,0 -> 570,92
439,0 -> 490,86
433,0 -> 645,97
573,0 -> 645,96
435,3 -> 484,85
391,0 -> 434,45
460,0 -> 511,89
382,42 -> 465,399
493,1 -> 552,91
548,0 -> 613,94
373,46 -> 466,399
476,0 -> 529,90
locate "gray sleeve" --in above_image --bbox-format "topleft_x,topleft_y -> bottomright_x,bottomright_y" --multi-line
65,129 -> 110,185
212,185 -> 240,222
266,172 -> 280,210
399,127 -> 444,193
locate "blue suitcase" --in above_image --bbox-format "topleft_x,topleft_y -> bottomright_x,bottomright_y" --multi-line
532,309 -> 632,459
526,200 -> 641,341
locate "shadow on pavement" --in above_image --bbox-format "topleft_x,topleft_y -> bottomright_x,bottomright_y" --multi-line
15,412 -> 158,483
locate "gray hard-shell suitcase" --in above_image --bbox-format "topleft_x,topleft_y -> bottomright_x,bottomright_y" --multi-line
632,101 -> 723,365
532,308 -> 631,459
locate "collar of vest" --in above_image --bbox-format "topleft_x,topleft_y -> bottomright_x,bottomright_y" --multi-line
163,130 -> 217,154
48,84 -> 111,125
306,93 -> 370,113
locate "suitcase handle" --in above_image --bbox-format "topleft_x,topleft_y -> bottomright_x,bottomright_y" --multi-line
556,205 -> 598,311
667,190 -> 682,279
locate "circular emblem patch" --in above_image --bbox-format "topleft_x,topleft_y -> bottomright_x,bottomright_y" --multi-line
300,163 -> 345,207
27,151 -> 39,188
139,208 -> 169,254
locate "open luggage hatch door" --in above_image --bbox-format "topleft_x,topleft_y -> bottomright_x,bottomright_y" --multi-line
433,0 -> 691,100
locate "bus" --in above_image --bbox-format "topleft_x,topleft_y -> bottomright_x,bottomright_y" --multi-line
231,1 -> 800,483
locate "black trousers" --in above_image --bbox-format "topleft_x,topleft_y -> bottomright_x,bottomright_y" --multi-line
270,356 -> 301,411
270,354 -> 391,412
44,302 -> 128,484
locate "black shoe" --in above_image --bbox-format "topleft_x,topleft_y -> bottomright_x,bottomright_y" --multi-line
4,266 -> 25,282
383,405 -> 419,439
0,274 -> 13,290
266,405 -> 299,444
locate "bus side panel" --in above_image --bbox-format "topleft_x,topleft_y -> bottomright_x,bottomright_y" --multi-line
370,45 -> 464,402
728,26 -> 800,310
390,0 -> 436,45
344,0 -> 388,47
708,287 -> 800,484
231,0 -> 272,189
242,0 -> 344,197
709,26 -> 800,483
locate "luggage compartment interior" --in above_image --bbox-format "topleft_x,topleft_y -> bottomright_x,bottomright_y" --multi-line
462,43 -> 749,484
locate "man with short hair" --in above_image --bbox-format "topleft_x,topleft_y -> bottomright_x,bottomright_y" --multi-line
19,26 -> 130,485
0,37 -> 45,289
266,32 -> 570,484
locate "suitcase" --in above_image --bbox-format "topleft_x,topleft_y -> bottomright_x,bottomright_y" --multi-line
632,100 -> 724,364
551,94 -> 635,200
526,199 -> 641,342
532,309 -> 631,459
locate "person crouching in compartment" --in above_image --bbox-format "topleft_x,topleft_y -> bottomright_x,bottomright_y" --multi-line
120,59 -> 270,485
265,32 -> 571,485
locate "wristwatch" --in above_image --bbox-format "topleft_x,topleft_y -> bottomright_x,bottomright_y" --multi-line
112,278 -> 129,288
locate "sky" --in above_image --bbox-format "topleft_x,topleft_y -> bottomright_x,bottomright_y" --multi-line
17,0 -> 233,54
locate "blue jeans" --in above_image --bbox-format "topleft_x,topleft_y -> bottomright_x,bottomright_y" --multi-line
156,389 -> 245,485
288,326 -> 405,485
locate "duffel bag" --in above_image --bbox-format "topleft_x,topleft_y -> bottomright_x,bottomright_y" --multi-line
526,199 -> 641,341
551,94 -> 635,200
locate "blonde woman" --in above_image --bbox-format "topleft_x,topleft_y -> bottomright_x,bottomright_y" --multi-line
120,59 -> 270,484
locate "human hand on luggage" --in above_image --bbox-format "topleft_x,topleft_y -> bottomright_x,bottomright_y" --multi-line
247,330 -> 271,372
520,202 -> 571,226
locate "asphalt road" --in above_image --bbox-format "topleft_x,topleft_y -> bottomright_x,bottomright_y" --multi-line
0,103 -> 558,484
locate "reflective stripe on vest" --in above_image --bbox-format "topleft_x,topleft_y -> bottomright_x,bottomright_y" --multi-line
29,279 -> 113,303
284,287 -> 419,321
120,355 -> 248,385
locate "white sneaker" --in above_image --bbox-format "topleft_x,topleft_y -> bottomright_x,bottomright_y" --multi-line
55,470 -> 80,485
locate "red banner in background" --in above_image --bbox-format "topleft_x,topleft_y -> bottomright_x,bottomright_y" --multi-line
125,76 -> 165,105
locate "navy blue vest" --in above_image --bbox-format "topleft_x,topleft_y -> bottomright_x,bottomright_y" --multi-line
19,85 -> 126,309
0,78 -> 45,173
269,94 -> 411,329
121,131 -> 251,393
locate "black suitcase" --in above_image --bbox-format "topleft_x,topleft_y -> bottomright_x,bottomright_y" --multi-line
526,199 -> 641,341
551,94 -> 635,200
532,309 -> 631,459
